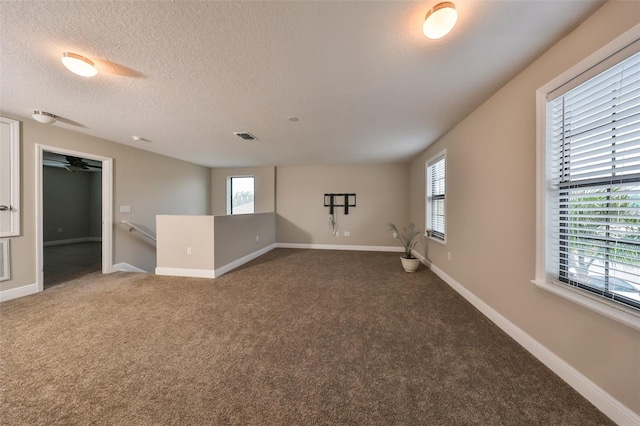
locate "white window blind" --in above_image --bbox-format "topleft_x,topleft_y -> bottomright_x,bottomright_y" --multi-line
548,50 -> 640,312
427,155 -> 446,240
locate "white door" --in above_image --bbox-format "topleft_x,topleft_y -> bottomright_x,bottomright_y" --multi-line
0,117 -> 20,237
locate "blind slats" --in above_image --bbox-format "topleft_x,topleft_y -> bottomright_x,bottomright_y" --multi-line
427,156 -> 445,238
547,49 -> 640,312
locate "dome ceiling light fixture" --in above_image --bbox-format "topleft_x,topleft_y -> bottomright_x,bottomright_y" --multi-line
32,110 -> 57,124
423,2 -> 458,40
61,52 -> 98,77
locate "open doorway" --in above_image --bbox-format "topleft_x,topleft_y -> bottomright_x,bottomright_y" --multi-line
35,145 -> 113,292
42,152 -> 102,288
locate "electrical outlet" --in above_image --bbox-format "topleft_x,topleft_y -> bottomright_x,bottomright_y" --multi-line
57,228 -> 62,233
187,247 -> 192,255
448,251 -> 451,261
256,235 -> 259,242
393,232 -> 397,238
344,231 -> 350,237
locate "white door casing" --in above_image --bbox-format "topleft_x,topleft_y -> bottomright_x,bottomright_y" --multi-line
0,117 -> 20,237
35,144 -> 113,292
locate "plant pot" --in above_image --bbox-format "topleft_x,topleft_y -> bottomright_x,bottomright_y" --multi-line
400,256 -> 420,273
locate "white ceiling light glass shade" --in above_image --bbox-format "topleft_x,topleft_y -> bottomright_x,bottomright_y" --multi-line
423,2 -> 458,40
32,111 -> 57,124
61,52 -> 97,77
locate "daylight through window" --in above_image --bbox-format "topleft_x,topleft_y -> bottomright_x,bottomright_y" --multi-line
546,49 -> 640,311
229,176 -> 255,215
427,153 -> 446,241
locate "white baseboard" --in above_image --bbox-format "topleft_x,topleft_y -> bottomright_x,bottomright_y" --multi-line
411,249 -> 432,268
0,283 -> 39,302
276,243 -> 403,252
155,266 -> 216,279
429,263 -> 639,426
155,244 -> 402,279
112,262 -> 146,273
44,237 -> 102,247
215,243 -> 277,277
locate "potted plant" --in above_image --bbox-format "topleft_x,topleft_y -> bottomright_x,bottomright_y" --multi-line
388,223 -> 422,272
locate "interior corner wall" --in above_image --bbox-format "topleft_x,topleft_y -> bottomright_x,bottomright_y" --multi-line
276,164 -> 409,247
211,166 -> 275,215
1,113 -> 212,291
409,1 -> 639,415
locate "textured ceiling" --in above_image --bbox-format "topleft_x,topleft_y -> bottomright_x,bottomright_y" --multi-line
0,1 -> 604,167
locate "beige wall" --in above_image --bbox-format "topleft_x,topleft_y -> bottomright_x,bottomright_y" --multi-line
156,213 -> 276,272
409,1 -> 640,414
211,167 -> 275,215
213,212 -> 276,268
157,215 -> 215,270
2,113 -> 211,290
276,164 -> 409,247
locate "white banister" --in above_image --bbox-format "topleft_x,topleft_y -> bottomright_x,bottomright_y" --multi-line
121,220 -> 156,242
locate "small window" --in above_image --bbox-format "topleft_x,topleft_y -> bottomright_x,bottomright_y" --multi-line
228,176 -> 255,215
426,152 -> 446,241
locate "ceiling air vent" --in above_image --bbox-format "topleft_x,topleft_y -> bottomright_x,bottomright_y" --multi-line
234,132 -> 257,141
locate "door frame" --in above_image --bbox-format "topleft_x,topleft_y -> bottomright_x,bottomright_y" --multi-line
35,144 -> 113,292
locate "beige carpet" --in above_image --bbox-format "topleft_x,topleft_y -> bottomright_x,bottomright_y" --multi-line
0,249 -> 612,425
43,242 -> 102,289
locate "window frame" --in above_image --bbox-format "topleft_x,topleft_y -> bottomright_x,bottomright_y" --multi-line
534,25 -> 640,331
226,175 -> 255,215
426,150 -> 447,244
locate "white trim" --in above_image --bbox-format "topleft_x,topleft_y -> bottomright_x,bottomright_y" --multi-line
411,249 -> 431,268
425,149 -> 447,244
0,117 -> 21,237
155,267 -> 216,279
227,175 -> 255,215
539,23 -> 640,97
431,263 -> 639,426
43,237 -> 102,247
532,279 -> 640,332
215,243 -> 277,277
534,24 -> 640,329
113,262 -> 146,273
36,145 -> 113,293
153,243 -> 406,278
276,243 -> 403,252
0,238 -> 9,281
0,283 -> 38,302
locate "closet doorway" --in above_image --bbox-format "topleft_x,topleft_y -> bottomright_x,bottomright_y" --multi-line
35,145 -> 113,292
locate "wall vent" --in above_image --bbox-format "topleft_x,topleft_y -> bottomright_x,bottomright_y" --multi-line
234,132 -> 257,141
0,239 -> 10,281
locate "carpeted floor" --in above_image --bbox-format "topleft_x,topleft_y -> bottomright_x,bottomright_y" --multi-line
43,242 -> 102,289
0,249 -> 612,425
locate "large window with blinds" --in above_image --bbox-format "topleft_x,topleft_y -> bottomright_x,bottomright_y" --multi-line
426,152 -> 446,241
545,47 -> 640,312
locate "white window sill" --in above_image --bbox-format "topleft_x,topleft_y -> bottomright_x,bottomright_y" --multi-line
532,279 -> 640,331
426,234 -> 446,245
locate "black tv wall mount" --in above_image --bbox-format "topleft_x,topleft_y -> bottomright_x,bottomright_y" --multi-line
324,193 -> 356,215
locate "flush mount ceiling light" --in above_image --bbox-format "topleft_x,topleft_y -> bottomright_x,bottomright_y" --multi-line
61,52 -> 97,77
423,2 -> 458,40
32,110 -> 57,124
